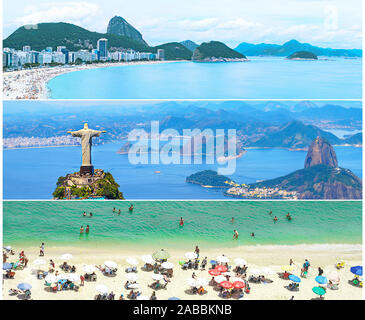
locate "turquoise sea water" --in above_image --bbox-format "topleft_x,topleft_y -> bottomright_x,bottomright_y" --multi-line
3,201 -> 362,249
47,58 -> 362,99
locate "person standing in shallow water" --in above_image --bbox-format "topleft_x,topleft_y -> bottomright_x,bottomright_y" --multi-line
80,226 -> 84,234
233,230 -> 239,240
129,204 -> 134,212
86,225 -> 90,234
179,217 -> 184,226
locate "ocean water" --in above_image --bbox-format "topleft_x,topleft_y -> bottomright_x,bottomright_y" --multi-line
3,201 -> 362,248
47,57 -> 362,99
3,143 -> 362,200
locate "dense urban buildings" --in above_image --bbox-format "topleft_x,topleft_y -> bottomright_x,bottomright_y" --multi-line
3,38 -> 163,70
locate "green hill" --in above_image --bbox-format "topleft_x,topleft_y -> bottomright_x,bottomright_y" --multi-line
249,164 -> 362,199
287,51 -> 318,60
152,42 -> 192,60
186,170 -> 233,187
192,41 -> 246,61
3,22 -> 150,52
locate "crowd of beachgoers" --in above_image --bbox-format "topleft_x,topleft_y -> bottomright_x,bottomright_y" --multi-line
2,60 -> 172,100
2,244 -> 362,300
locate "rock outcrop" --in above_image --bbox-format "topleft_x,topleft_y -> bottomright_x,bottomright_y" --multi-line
107,16 -> 147,45
304,137 -> 338,168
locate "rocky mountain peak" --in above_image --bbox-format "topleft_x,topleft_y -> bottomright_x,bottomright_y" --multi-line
304,137 -> 338,168
107,16 -> 147,45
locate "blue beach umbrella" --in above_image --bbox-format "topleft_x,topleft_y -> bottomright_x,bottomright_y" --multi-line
3,263 -> 12,270
17,283 -> 32,291
288,275 -> 301,283
210,260 -> 217,265
350,266 -> 363,276
168,297 -> 180,300
315,276 -> 328,284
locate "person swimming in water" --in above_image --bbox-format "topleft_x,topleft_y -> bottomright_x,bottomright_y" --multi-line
233,230 -> 239,240
269,210 -> 272,215
179,217 -> 184,226
113,207 -> 116,213
89,212 -> 93,217
129,204 -> 134,212
231,217 -> 235,223
118,209 -> 121,215
286,212 -> 292,220
86,225 -> 90,234
273,216 -> 278,222
80,226 -> 84,234
83,212 -> 86,217
251,232 -> 255,237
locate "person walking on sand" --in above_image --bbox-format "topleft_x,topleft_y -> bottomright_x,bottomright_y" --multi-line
39,243 -> 45,256
289,258 -> 295,266
233,230 -> 239,240
194,246 -> 200,258
80,274 -> 85,286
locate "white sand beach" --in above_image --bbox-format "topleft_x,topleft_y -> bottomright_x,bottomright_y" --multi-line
3,244 -> 362,300
2,60 -> 175,100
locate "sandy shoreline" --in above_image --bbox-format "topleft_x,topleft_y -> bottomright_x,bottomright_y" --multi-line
3,60 -> 178,100
3,243 -> 362,300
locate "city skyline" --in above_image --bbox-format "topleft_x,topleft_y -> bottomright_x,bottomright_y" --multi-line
2,0 -> 362,48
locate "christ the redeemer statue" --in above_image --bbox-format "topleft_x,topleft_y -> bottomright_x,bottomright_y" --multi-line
68,123 -> 106,175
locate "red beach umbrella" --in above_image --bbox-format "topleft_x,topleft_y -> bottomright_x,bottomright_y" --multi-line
215,265 -> 228,272
208,269 -> 221,276
232,281 -> 245,289
220,281 -> 233,289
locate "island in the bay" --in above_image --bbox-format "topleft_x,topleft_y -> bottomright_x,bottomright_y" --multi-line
287,51 -> 318,60
187,137 -> 362,200
53,123 -> 124,200
192,41 -> 247,62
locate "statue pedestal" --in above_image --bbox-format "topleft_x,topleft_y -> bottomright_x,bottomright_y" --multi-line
80,165 -> 94,176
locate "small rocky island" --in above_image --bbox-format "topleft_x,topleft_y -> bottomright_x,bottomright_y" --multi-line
186,170 -> 234,188
53,123 -> 124,200
287,51 -> 318,60
192,41 -> 248,62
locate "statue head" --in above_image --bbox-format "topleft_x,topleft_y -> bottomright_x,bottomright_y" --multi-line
83,123 -> 89,130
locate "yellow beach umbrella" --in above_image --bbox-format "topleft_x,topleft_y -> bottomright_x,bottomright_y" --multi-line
281,265 -> 294,271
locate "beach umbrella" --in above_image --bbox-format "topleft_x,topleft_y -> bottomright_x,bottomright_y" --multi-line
4,246 -> 11,251
220,281 -> 233,289
45,274 -> 57,283
196,278 -> 209,286
328,272 -> 340,284
214,275 -> 227,283
17,283 -> 32,291
217,256 -> 229,263
96,284 -> 108,294
161,262 -> 174,269
230,277 -> 243,283
104,261 -> 117,269
186,278 -> 197,287
288,275 -> 301,283
152,274 -> 164,281
126,258 -> 139,266
168,297 -> 180,300
262,267 -> 275,275
137,295 -> 148,300
60,254 -> 73,260
210,260 -> 217,265
83,265 -> 97,273
58,279 -> 67,285
152,249 -> 170,261
350,266 -> 363,276
141,255 -> 154,264
215,265 -> 228,273
232,281 -> 245,289
208,269 -> 221,276
67,274 -> 80,282
129,283 -> 140,289
33,259 -> 46,265
312,286 -> 326,296
126,273 -> 139,281
56,274 -> 68,281
315,276 -> 328,285
250,268 -> 261,275
185,252 -> 197,260
234,258 -> 247,266
281,265 -> 294,271
3,262 -> 12,270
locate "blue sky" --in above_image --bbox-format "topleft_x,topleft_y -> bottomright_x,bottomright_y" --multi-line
2,0 -> 362,48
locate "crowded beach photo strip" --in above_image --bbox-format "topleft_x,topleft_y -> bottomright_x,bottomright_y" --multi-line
1,0 -> 363,304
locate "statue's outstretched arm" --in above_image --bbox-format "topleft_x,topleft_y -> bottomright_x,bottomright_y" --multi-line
90,129 -> 106,137
68,130 -> 83,137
